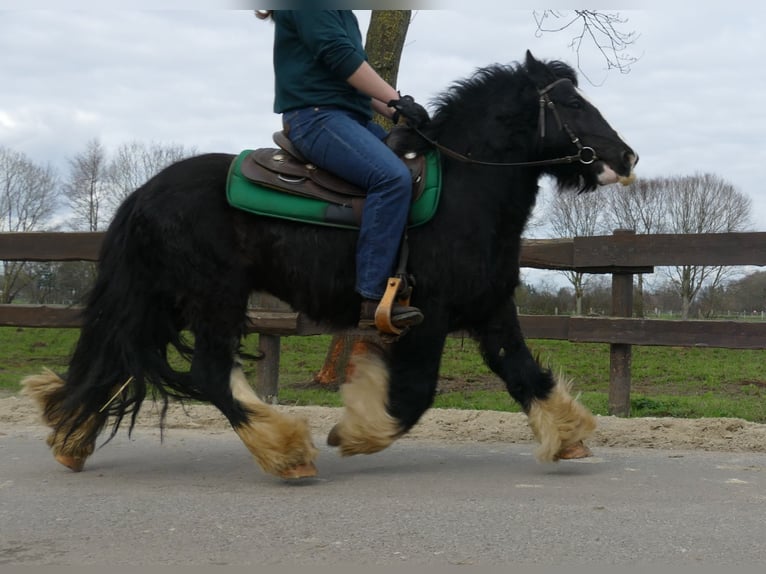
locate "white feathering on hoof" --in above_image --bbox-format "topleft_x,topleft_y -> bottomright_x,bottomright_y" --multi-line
228,366 -> 318,477
20,368 -> 65,410
527,374 -> 597,462
332,352 -> 400,456
20,369 -> 98,464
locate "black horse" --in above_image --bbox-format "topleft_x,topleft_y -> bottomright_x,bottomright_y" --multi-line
23,52 -> 636,479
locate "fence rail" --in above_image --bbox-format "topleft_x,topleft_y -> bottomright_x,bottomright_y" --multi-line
2,231 -> 765,415
4,230 -> 766,268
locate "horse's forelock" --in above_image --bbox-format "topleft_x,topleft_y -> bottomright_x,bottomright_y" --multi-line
546,60 -> 578,87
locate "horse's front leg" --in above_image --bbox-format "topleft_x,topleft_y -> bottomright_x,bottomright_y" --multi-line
477,301 -> 596,461
327,326 -> 448,456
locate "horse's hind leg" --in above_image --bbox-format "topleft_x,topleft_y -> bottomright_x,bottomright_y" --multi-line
228,363 -> 319,478
478,303 -> 596,461
21,369 -> 103,471
190,328 -> 318,478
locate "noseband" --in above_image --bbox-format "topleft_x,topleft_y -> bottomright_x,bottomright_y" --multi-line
413,77 -> 597,168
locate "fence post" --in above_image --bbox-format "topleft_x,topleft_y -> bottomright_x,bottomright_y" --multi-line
608,229 -> 635,416
250,292 -> 290,404
255,334 -> 280,404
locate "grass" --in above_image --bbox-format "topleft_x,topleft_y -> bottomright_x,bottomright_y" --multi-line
2,327 -> 764,422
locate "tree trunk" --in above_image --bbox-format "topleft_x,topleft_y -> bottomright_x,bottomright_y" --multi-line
574,272 -> 584,316
366,10 -> 411,131
634,274 -> 645,318
680,266 -> 692,320
366,10 -> 410,83
314,10 -> 411,386
681,296 -> 692,320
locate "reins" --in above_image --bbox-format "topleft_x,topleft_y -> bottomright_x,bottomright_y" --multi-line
413,77 -> 597,168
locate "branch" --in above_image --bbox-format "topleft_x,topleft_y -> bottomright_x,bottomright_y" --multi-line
533,10 -> 641,84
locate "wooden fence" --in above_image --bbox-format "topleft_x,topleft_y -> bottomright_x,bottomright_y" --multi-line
2,230 -> 766,416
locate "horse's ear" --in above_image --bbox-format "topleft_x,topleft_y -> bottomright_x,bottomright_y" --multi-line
525,50 -> 545,75
524,50 -> 553,86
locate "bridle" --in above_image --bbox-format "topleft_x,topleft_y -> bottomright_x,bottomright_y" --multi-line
413,77 -> 597,168
537,78 -> 596,165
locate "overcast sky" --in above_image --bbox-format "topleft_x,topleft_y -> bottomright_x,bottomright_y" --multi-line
2,3 -> 765,235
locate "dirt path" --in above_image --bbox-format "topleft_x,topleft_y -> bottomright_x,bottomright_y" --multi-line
2,394 -> 765,453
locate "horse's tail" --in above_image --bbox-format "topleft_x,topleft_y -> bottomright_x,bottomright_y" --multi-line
23,186 -> 198,450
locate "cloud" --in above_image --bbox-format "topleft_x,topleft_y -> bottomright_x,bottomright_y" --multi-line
1,6 -> 765,228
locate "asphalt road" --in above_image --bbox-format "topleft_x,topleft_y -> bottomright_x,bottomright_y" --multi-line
1,425 -> 764,566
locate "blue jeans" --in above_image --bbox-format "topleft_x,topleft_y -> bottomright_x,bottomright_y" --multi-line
283,106 -> 412,300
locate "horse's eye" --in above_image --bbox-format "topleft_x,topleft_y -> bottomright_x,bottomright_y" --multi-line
567,98 -> 583,109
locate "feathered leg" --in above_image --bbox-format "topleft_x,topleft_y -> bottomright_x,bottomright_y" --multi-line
21,369 -> 104,471
328,326 -> 447,455
478,302 -> 596,461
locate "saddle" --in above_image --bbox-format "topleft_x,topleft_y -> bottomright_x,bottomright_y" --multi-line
229,128 -> 439,337
237,130 -> 429,225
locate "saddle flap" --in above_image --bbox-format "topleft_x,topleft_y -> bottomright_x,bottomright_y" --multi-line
240,148 -> 352,205
252,148 -> 367,198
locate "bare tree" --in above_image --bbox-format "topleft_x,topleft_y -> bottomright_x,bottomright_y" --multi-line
605,178 -> 668,237
61,137 -> 113,300
19,261 -> 57,304
64,138 -> 109,232
107,140 -> 195,215
0,146 -> 59,303
662,173 -> 751,318
723,270 -> 766,316
533,10 -> 640,83
547,189 -> 610,314
604,177 -> 668,316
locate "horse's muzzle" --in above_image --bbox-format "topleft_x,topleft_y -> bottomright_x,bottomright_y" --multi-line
597,149 -> 638,186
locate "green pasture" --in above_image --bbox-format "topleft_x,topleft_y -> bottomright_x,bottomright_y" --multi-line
1,327 -> 764,422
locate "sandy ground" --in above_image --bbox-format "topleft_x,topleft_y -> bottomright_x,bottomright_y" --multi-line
2,393 -> 765,453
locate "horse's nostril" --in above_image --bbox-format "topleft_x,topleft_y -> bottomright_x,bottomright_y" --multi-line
624,150 -> 638,167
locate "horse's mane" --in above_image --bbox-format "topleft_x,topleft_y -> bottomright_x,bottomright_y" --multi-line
386,57 -> 580,161
426,58 -> 579,135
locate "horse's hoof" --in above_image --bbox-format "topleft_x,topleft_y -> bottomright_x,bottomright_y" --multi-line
279,462 -> 318,480
55,454 -> 87,472
327,424 -> 341,447
556,441 -> 593,460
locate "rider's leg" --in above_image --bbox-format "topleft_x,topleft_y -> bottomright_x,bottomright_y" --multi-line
283,107 -> 422,326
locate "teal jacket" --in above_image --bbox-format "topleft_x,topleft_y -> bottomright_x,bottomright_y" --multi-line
271,10 -> 372,119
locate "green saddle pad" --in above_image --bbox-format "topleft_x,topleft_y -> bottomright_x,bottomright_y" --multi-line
226,149 -> 442,229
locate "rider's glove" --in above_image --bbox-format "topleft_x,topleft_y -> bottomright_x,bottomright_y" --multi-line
388,95 -> 430,129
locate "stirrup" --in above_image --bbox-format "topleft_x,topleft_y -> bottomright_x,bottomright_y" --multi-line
375,276 -> 411,336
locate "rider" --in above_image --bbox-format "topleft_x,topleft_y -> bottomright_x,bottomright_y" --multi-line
258,9 -> 429,329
